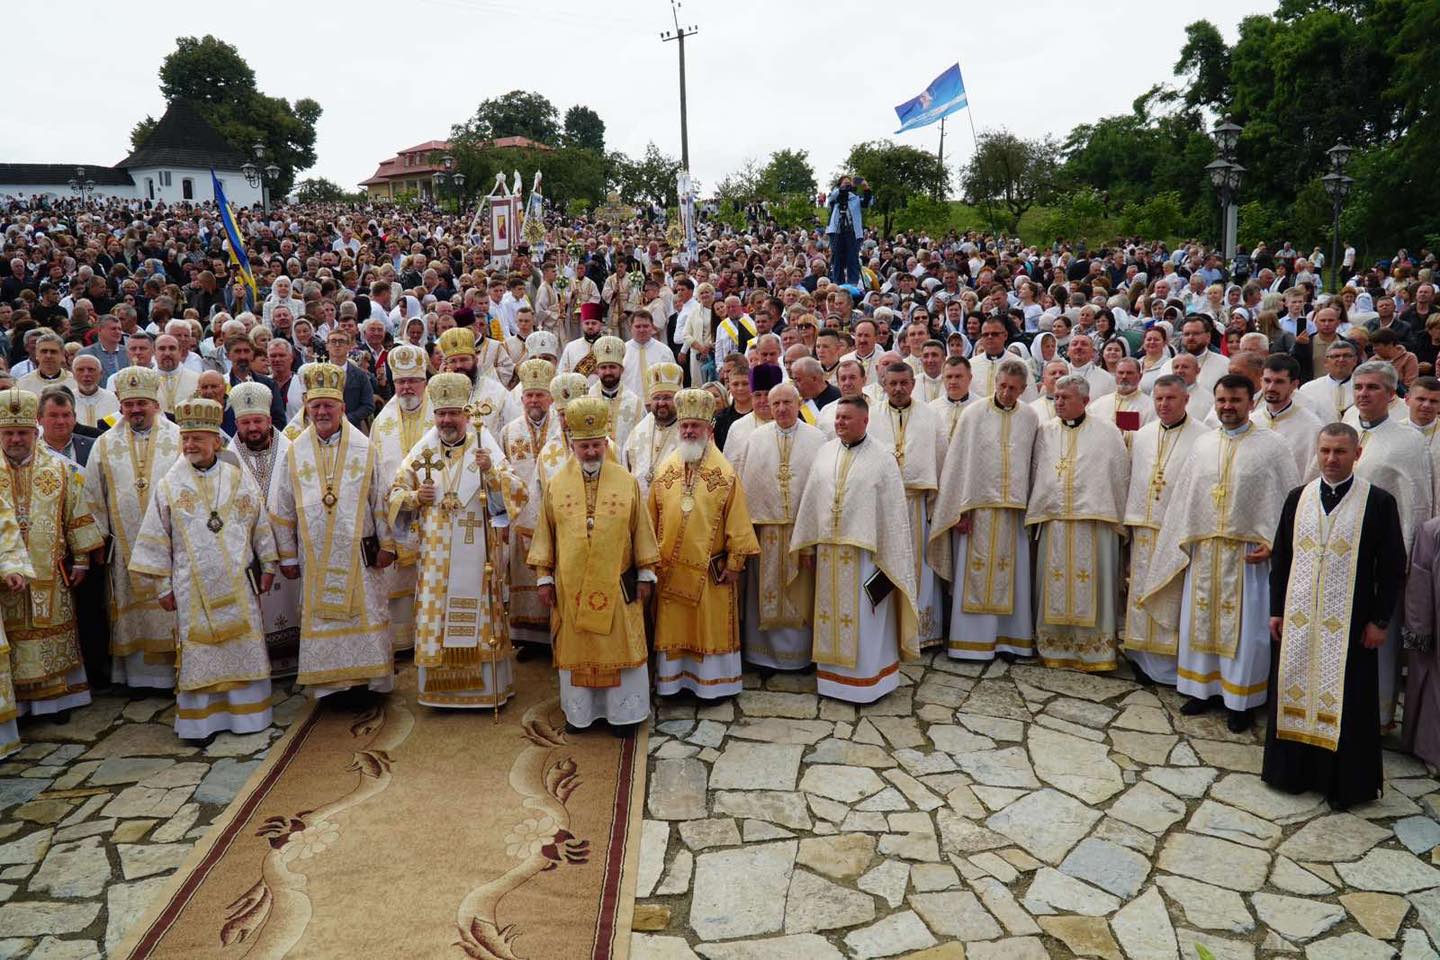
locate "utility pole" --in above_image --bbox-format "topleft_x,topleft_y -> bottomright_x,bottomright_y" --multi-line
935,117 -> 946,201
660,0 -> 698,171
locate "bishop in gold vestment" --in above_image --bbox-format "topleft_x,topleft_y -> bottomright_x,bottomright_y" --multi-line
0,491 -> 33,759
528,398 -> 660,731
588,335 -> 646,450
85,366 -> 180,688
650,390 -> 760,700
501,359 -> 566,648
130,399 -> 279,740
0,388 -> 97,724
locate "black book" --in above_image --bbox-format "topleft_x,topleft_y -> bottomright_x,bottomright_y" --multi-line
709,553 -> 728,585
863,569 -> 895,609
620,567 -> 639,604
245,558 -> 264,596
361,536 -> 381,568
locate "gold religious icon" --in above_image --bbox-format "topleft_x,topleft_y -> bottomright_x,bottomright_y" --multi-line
135,477 -> 148,492
322,488 -> 338,509
680,495 -> 695,514
442,491 -> 462,512
207,511 -> 224,533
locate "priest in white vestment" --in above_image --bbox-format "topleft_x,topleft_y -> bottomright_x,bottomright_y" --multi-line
369,345 -> 432,654
228,384 -> 301,677
1156,320 -> 1227,393
1027,376 -> 1130,672
558,309 -> 605,384
929,359 -> 1039,662
1403,376 -> 1440,516
130,398 -> 278,740
1029,360 -> 1068,423
1168,353 -> 1215,422
970,318 -> 1037,400
928,355 -> 974,445
589,336 -> 646,450
270,363 -> 397,700
868,361 -> 947,648
85,366 -> 181,688
1253,354 -> 1324,484
722,364 -> 780,471
620,312 -> 677,398
1063,335 -> 1116,400
71,356 -> 120,427
388,374 -> 516,709
740,384 -> 826,672
1296,339 -> 1360,423
790,397 -> 920,702
0,493 -> 33,759
438,327 -> 520,441
153,335 -> 199,416
1122,376 -> 1207,685
501,359 -> 566,649
816,360 -> 866,439
624,363 -> 683,500
1138,375 -> 1299,732
1087,357 -> 1154,442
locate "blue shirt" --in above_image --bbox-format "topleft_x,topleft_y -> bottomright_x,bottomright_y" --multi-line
825,188 -> 872,239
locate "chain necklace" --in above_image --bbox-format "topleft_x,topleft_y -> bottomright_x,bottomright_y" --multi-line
127,425 -> 156,496
313,428 -> 345,510
194,460 -> 226,532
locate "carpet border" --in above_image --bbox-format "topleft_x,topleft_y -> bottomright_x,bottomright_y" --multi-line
595,725 -> 647,960
111,696 -> 321,959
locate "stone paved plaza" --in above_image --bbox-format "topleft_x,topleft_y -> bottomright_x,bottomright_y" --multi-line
3,657 -> 1440,958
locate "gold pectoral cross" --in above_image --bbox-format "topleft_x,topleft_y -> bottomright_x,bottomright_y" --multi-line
414,447 -> 445,485
458,511 -> 485,545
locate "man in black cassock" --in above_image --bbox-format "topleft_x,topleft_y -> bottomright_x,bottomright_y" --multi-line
1265,422 -> 1405,810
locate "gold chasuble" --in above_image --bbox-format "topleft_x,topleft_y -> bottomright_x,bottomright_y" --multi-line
739,421 -> 827,629
648,444 -> 760,658
790,438 -> 920,669
0,499 -> 34,748
1274,478 -> 1370,750
0,447 -> 96,702
1137,425 -> 1297,654
501,410 -> 566,640
527,458 -> 659,687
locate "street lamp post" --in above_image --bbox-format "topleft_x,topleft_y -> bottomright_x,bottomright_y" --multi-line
1321,139 -> 1354,293
431,154 -> 465,213
1208,117 -> 1244,264
241,142 -> 282,214
67,166 -> 96,205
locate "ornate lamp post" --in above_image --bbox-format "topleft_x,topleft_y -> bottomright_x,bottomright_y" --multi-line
1208,117 -> 1244,263
67,166 -> 96,205
1321,139 -> 1354,293
242,142 -> 282,214
431,154 -> 465,212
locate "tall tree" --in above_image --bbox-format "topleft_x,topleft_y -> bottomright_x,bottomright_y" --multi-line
1174,20 -> 1232,110
130,35 -> 321,201
562,105 -> 606,153
757,149 -> 817,199
960,129 -> 1059,235
610,143 -> 682,210
453,91 -> 561,145
842,140 -> 949,235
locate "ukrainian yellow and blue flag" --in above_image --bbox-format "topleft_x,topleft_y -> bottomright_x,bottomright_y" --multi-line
210,170 -> 256,301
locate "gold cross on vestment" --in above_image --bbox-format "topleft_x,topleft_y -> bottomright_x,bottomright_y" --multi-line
297,461 -> 317,484
1210,483 -> 1228,511
458,511 -> 485,545
413,447 -> 445,485
1054,457 -> 1071,480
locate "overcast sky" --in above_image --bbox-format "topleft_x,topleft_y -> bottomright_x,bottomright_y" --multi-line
4,0 -> 1273,195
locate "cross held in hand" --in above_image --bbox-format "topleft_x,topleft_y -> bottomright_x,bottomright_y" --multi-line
414,447 -> 445,485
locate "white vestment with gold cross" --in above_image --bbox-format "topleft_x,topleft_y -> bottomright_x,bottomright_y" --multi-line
0,495 -> 33,758
589,383 -> 646,451
269,420 -> 395,698
1026,416 -> 1130,672
85,419 -> 182,688
739,420 -> 826,670
230,430 -> 301,677
624,412 -> 680,502
388,426 -> 515,708
468,373 -> 522,442
1138,424 -> 1298,710
370,394 -> 433,652
501,410 -> 566,645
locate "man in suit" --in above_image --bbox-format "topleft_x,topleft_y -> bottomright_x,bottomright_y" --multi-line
324,327 -> 375,429
37,387 -> 93,466
224,334 -> 287,429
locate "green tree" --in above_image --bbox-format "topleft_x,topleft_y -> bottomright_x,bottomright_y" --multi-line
611,143 -> 682,209
715,158 -> 763,205
842,140 -> 949,235
1174,20 -> 1231,110
451,144 -> 608,211
562,105 -> 606,153
1037,188 -> 1115,246
295,177 -> 353,204
959,129 -> 1058,235
757,149 -> 817,200
453,90 -> 561,145
130,35 -> 321,200
1123,191 -> 1186,241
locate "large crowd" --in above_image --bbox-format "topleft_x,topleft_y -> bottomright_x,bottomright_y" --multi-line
0,183 -> 1438,812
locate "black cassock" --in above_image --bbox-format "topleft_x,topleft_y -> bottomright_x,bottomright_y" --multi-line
1263,478 -> 1405,809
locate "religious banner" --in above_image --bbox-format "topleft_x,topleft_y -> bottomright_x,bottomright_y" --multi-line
677,170 -> 698,267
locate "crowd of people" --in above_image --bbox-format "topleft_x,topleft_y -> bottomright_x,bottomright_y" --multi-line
0,183 -> 1438,812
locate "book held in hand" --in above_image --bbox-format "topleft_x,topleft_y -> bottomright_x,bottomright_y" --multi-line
864,569 -> 895,609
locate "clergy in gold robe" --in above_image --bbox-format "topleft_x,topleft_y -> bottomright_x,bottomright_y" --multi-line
439,326 -> 520,442
388,374 -> 516,709
740,384 -> 827,672
528,397 -> 660,732
650,389 -> 760,699
129,399 -> 279,741
1121,375 -> 1207,685
85,366 -> 180,689
589,336 -> 646,450
928,359 -> 1040,662
0,489 -> 33,759
791,397 -> 920,702
869,362 -> 947,648
927,355 -> 974,446
1138,374 -> 1299,732
228,384 -> 301,678
370,345 -> 433,654
270,363 -> 397,700
501,359 -> 566,649
623,363 -> 683,501
0,388 -> 99,722
1026,375 -> 1130,672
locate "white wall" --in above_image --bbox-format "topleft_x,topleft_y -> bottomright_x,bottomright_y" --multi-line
127,165 -> 263,208
0,182 -> 136,202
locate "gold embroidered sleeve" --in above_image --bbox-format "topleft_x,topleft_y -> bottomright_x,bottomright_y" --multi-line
63,470 -> 104,556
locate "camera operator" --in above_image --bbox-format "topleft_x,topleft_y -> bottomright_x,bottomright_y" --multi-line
826,175 -> 873,286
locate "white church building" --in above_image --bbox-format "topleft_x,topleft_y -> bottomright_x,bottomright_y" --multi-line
0,101 -> 263,207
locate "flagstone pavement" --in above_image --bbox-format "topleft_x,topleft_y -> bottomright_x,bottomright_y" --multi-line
3,656 -> 1440,958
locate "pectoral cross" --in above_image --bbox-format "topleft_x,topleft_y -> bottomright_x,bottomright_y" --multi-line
1054,456 -> 1072,480
458,511 -> 485,545
414,447 -> 445,484
1150,470 -> 1166,500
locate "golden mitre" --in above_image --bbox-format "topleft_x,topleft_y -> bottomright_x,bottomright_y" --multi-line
0,388 -> 38,428
518,358 -> 556,393
550,372 -> 590,409
564,396 -> 611,440
175,397 -> 224,435
646,362 -> 684,399
674,388 -> 716,423
301,362 -> 346,402
426,372 -> 471,411
113,365 -> 161,403
387,344 -> 428,379
437,326 -> 477,359
592,335 -> 625,367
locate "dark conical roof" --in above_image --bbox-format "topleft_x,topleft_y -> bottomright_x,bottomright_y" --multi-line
117,100 -> 249,170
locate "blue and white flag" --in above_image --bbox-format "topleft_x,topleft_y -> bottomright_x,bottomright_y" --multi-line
894,64 -> 968,133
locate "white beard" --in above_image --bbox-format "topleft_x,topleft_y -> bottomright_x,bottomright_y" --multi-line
398,394 -> 422,412
580,458 -> 602,476
679,439 -> 706,463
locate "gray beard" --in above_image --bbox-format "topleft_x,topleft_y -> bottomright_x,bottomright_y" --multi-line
580,459 -> 602,476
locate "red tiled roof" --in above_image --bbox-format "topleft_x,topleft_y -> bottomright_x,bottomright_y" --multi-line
359,136 -> 553,188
